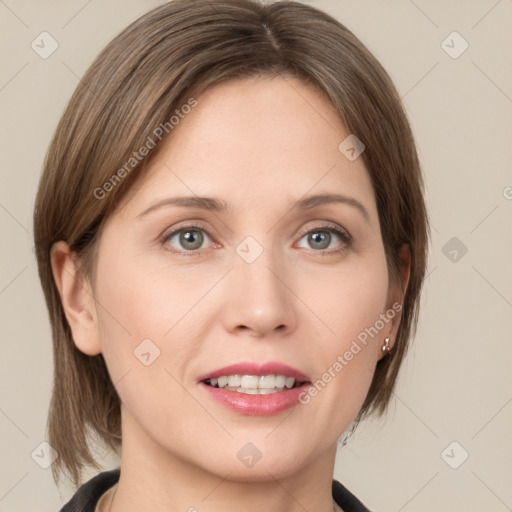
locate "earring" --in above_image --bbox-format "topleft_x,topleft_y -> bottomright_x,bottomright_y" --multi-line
382,337 -> 391,353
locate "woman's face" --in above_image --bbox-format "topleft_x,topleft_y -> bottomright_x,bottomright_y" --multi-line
75,75 -> 406,480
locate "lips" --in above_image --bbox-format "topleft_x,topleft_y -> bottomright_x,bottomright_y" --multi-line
197,361 -> 312,416
197,361 -> 310,384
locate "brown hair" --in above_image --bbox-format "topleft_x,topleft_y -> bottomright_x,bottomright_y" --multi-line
33,0 -> 429,488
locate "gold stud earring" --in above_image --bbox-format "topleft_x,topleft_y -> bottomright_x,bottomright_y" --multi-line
382,337 -> 391,353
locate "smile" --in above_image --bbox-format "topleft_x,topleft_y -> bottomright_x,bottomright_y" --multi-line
204,374 -> 304,394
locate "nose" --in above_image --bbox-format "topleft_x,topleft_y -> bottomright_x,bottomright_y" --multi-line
220,244 -> 297,338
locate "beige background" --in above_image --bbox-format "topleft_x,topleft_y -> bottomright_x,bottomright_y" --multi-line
1,0 -> 511,511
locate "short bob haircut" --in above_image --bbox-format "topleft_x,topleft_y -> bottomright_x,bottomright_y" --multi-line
33,0 -> 429,489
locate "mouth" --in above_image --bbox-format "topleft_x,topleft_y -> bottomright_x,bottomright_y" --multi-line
198,362 -> 312,416
203,374 -> 306,394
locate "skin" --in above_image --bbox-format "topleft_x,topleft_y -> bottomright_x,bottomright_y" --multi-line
51,75 -> 410,512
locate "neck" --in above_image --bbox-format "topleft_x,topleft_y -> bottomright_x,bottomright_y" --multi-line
108,408 -> 340,512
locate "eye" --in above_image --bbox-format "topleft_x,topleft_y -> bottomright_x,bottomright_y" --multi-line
161,223 -> 212,254
159,221 -> 352,256
296,224 -> 352,254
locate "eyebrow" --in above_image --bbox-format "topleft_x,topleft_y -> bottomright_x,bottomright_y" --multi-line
136,193 -> 370,222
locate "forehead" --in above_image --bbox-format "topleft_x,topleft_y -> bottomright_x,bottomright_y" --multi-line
115,75 -> 376,219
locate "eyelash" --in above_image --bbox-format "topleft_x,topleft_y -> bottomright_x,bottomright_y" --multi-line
159,221 -> 352,258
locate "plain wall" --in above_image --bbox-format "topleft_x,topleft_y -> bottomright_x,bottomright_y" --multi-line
0,1 -> 511,511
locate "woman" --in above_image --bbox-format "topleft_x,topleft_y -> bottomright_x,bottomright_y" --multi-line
33,0 -> 429,510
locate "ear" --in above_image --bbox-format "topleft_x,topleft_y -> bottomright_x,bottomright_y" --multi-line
379,243 -> 411,359
50,241 -> 102,356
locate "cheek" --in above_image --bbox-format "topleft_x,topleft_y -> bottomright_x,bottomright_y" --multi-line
93,248 -> 223,391
302,250 -> 389,348
297,251 -> 389,417
92,250 -> 184,374
95,244 -> 201,337
93,261 -> 206,433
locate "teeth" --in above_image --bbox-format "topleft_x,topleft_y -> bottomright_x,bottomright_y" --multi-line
228,375 -> 241,387
275,375 -> 286,388
226,387 -> 282,394
207,374 -> 298,391
239,388 -> 259,394
240,375 -> 259,389
259,375 -> 276,389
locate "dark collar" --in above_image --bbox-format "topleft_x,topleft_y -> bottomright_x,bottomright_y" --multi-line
59,468 -> 372,512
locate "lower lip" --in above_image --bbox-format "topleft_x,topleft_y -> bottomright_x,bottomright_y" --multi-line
199,382 -> 312,416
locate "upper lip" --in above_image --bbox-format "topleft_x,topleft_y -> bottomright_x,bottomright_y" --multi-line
197,361 -> 310,384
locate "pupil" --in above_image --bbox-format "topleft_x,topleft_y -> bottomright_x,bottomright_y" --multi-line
181,230 -> 203,249
310,231 -> 330,249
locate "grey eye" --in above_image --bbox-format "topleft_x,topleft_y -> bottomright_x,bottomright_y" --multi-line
165,228 -> 209,251
297,228 -> 345,251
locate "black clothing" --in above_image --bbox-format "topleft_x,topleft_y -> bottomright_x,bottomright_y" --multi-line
59,468 -> 372,511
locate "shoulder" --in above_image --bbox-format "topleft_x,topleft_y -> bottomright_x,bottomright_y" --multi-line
58,468 -> 120,512
332,479 -> 373,512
